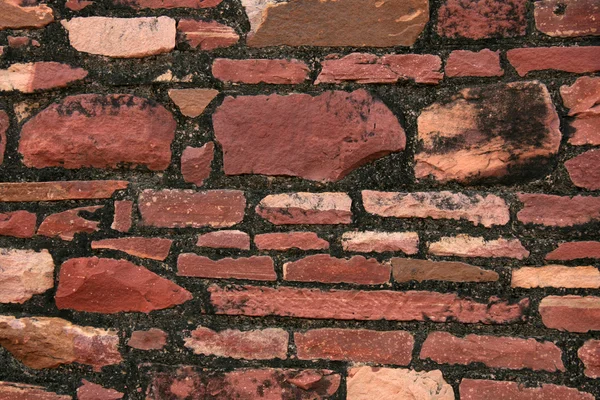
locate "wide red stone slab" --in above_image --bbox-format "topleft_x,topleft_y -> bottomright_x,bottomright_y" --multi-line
341,231 -> 419,254
178,254 -> 275,281
0,180 -> 128,202
196,230 -> 250,250
535,0 -> 600,38
255,232 -> 329,251
0,62 -> 87,93
508,46 -> 600,76
539,295 -> 600,332
256,192 -> 352,224
517,193 -> 600,226
546,241 -> 600,260
460,379 -> 594,400
213,58 -> 309,84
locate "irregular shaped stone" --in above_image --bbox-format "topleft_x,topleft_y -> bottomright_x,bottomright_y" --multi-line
0,382 -> 70,400
20,94 -> 176,171
254,232 -> 329,251
0,0 -> 54,30
517,194 -> 600,226
177,20 -> 239,50
214,90 -> 405,182
169,88 -> 218,117
560,76 -> 600,145
0,248 -> 53,303
565,150 -> 600,190
139,189 -> 245,228
316,53 -> 443,85
7,36 -> 33,48
127,328 -> 167,350
363,191 -> 510,227
460,379 -> 594,400
295,329 -> 413,365
256,192 -> 352,224
56,257 -> 192,313
507,47 -> 600,76
512,265 -> 600,288
38,205 -> 102,241
77,380 -> 123,400
209,285 -> 528,323
0,110 -> 7,165
347,367 -> 453,400
181,143 -> 214,186
416,81 -> 560,183
429,235 -> 530,259
196,230 -> 250,250
116,0 -> 223,9
66,0 -> 94,10
283,254 -> 391,285
341,231 -> 419,254
446,49 -> 504,77
0,315 -> 122,370
0,62 -> 87,94
0,210 -> 36,238
535,0 -> 600,38
111,200 -> 132,232
184,326 -> 288,360
421,331 -> 565,372
392,258 -> 499,283
579,339 -> 600,378
539,295 -> 600,332
0,180 -> 128,202
243,0 -> 429,47
213,58 -> 309,84
546,241 -> 600,260
62,17 -> 176,58
178,254 -> 275,280
91,237 -> 173,261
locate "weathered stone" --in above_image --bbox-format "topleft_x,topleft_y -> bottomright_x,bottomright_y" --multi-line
517,194 -> 600,226
0,110 -> 7,165
128,328 -> 167,350
196,230 -> 250,250
111,200 -> 132,232
429,235 -> 530,259
0,248 -> 53,303
295,329 -> 414,365
209,285 -> 528,323
565,150 -> 600,190
341,231 -> 419,254
56,257 -> 192,313
0,210 -> 36,238
421,331 -> 565,372
62,17 -> 176,58
91,237 -> 173,261
363,191 -> 510,227
66,0 -> 93,10
416,81 -> 561,183
177,20 -> 239,50
507,46 -> 600,76
579,340 -> 600,378
7,36 -> 32,48
184,326 -> 288,360
0,382 -> 70,400
255,232 -> 329,251
560,76 -> 600,145
256,192 -> 352,224
0,62 -> 87,93
539,295 -> 600,332
20,94 -> 176,171
392,258 -> 499,283
139,189 -> 245,228
437,0 -> 527,39
178,254 -> 275,280
460,379 -> 594,400
243,0 -> 429,47
316,53 -> 443,85
0,0 -> 54,30
38,205 -> 102,241
213,90 -> 405,182
213,58 -> 309,84
77,380 -> 124,400
446,49 -> 504,77
0,181 -> 128,202
283,254 -> 391,285
512,265 -> 600,288
168,88 -> 218,117
535,0 -> 600,38
546,241 -> 600,260
347,367 -> 453,400
116,0 -> 223,9
181,143 -> 214,186
0,315 -> 122,370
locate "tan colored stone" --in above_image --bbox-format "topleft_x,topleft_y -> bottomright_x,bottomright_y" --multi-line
0,62 -> 87,93
512,265 -> 600,288
0,181 -> 128,202
429,235 -> 530,259
256,192 -> 352,225
0,248 -> 54,303
168,88 -> 218,117
392,258 -> 499,283
0,0 -> 54,30
341,231 -> 419,254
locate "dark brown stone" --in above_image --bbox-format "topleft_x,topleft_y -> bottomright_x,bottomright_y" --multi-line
181,143 -> 214,186
0,180 -> 128,202
565,150 -> 600,190
91,237 -> 173,261
128,328 -> 168,350
392,258 -> 499,283
535,0 -> 600,38
37,206 -> 102,241
0,210 -> 36,238
460,379 -> 594,400
517,193 -> 600,226
178,254 -> 276,281
507,46 -> 600,76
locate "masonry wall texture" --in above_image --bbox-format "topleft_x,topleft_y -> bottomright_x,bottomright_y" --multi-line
0,0 -> 599,399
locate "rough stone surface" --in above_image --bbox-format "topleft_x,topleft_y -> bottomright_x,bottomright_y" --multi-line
19,94 -> 176,171
196,230 -> 250,250
446,49 -> 504,77
209,285 -> 528,323
139,189 -> 245,228
429,235 -> 530,259
560,76 -> 600,145
392,258 -> 499,283
168,88 -> 218,117
512,265 -> 600,288
213,90 -> 405,182
546,241 -> 600,260
0,181 -> 128,202
243,0 -> 429,47
0,62 -> 87,93
91,237 -> 173,261
316,53 -> 443,85
565,150 -> 600,190
539,295 -> 600,332
295,329 -> 414,365
127,328 -> 167,350
0,210 -> 36,238
181,143 -> 214,186
0,0 -> 54,30
62,17 -> 176,58
578,339 -> 600,378
184,326 -> 288,360
508,46 -> 600,76
0,248 -> 54,303
283,254 -> 391,285
420,331 -> 565,372
66,0 -> 93,10
517,194 -> 600,226
0,382 -> 70,400
37,205 -> 103,241
341,231 -> 419,254
177,20 -> 239,50
178,254 -> 276,281
0,315 -> 122,370
213,58 -> 309,84
255,232 -> 329,251
535,0 -> 600,38
0,110 -> 7,165
77,380 -> 124,400
256,192 -> 352,225
460,379 -> 594,400
55,257 -> 192,313
416,81 -> 561,183
116,0 -> 223,9
346,366 -> 454,400
111,200 -> 132,233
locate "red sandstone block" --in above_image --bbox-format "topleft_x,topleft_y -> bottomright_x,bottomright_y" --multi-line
77,380 -> 123,400
517,193 -> 600,226
460,379 -> 594,400
507,46 -> 600,76
128,328 -> 168,350
254,232 -> 329,251
546,241 -> 600,260
445,49 -> 503,77
38,206 -> 102,241
578,339 -> 600,378
91,237 -> 173,261
177,20 -> 239,50
565,149 -> 600,190
256,192 -> 352,224
181,143 -> 214,186
539,295 -> 600,332
178,254 -> 276,281
0,181 -> 128,202
111,200 -> 132,233
196,230 -> 250,250
213,58 -> 309,84
534,0 -> 600,38
0,210 -> 36,238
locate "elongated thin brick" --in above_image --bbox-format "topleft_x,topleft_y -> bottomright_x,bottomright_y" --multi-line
91,237 -> 173,261
196,230 -> 250,250
546,241 -> 600,260
460,379 -> 594,400
0,62 -> 88,93
0,382 -> 70,400
539,295 -> 600,332
507,46 -> 600,76
178,254 -> 276,281
111,200 -> 132,232
392,258 -> 499,283
512,265 -> 600,288
254,232 -> 329,251
256,192 -> 352,224
0,181 -> 128,202
341,231 -> 419,254
517,193 -> 600,226
429,235 -> 530,259
213,59 -> 309,84
177,20 -> 239,50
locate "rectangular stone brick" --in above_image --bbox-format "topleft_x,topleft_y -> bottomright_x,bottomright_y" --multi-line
283,254 -> 390,285
460,379 -> 594,400
539,295 -> 600,332
341,231 -> 418,254
254,232 -> 329,251
429,235 -> 529,259
392,258 -> 499,283
256,192 -> 352,225
534,0 -> 600,38
507,46 -> 600,76
446,49 -> 503,77
0,181 -> 128,202
546,241 -> 600,260
111,200 -> 132,232
512,265 -> 600,288
517,193 -> 600,226
212,58 -> 309,84
178,254 -> 276,281
91,237 -> 173,261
